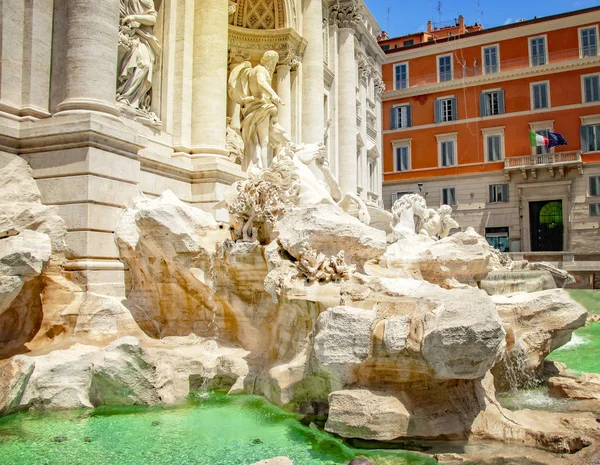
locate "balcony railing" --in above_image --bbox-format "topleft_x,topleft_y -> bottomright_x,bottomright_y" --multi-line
504,151 -> 582,170
385,48 -> 594,91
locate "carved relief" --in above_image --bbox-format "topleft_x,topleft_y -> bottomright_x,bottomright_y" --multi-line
295,242 -> 355,283
234,0 -> 285,29
117,0 -> 161,126
374,76 -> 386,94
329,1 -> 362,29
228,1 -> 237,17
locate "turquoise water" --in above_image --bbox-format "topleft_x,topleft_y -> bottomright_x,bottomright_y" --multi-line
547,290 -> 600,375
0,394 -> 434,465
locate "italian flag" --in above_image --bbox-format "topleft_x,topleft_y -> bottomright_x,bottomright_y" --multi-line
529,131 -> 548,147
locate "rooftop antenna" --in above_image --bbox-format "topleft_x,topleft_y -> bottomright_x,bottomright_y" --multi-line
437,0 -> 442,25
477,0 -> 483,25
386,6 -> 390,33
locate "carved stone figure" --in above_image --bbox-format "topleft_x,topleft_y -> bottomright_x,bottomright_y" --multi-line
226,117 -> 245,164
438,205 -> 459,239
390,194 -> 458,240
228,51 -> 284,172
295,242 -> 355,283
117,0 -> 161,125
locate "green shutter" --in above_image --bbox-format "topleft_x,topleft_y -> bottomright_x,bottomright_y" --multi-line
390,107 -> 398,129
479,93 -> 486,117
581,125 -> 589,151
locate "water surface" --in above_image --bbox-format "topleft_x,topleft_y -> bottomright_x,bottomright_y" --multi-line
0,394 -> 433,465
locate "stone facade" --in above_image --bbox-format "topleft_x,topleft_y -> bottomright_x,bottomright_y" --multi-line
0,0 -> 385,295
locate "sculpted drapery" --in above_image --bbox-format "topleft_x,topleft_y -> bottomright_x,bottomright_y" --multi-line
117,0 -> 161,123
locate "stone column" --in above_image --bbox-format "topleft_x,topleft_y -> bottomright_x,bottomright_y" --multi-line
191,0 -> 228,158
275,64 -> 292,134
56,0 -> 120,116
301,0 -> 325,144
332,2 -> 361,195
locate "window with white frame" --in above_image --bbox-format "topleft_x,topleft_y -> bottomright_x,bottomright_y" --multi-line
390,104 -> 412,129
434,97 -> 457,123
531,82 -> 549,109
581,123 -> 600,152
580,26 -> 598,58
437,133 -> 457,167
438,55 -> 452,82
480,90 -> 505,116
393,143 -> 411,171
489,184 -> 509,203
369,160 -> 377,192
486,134 -> 503,161
529,36 -> 547,66
482,45 -> 499,74
590,176 -> 600,196
442,187 -> 456,205
583,74 -> 600,103
394,63 -> 408,89
391,191 -> 412,205
590,203 -> 600,216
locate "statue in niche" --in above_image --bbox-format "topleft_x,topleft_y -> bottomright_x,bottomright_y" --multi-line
117,0 -> 161,126
228,51 -> 287,172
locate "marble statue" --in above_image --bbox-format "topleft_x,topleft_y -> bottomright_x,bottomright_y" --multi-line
228,51 -> 286,172
390,194 -> 458,240
117,0 -> 161,124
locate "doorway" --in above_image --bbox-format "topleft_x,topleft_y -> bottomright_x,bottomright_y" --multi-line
529,200 -> 564,252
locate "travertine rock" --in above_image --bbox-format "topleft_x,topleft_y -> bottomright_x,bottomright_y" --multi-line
0,336 -> 249,415
491,289 -> 587,389
275,204 -> 386,269
381,227 -> 502,287
0,276 -> 24,314
325,389 -> 410,440
0,230 -> 51,277
249,458 -> 294,465
549,374 -> 600,400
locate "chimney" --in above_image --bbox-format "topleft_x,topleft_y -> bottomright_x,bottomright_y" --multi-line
427,20 -> 433,33
458,15 -> 465,33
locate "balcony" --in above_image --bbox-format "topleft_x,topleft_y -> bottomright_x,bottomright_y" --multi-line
384,48 -> 598,94
503,150 -> 583,180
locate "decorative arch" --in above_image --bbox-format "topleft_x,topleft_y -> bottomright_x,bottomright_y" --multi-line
230,0 -> 296,29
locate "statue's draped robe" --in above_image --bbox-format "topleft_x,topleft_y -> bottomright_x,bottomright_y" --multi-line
117,0 -> 158,110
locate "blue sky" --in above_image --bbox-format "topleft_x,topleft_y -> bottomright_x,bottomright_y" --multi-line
364,0 -> 599,38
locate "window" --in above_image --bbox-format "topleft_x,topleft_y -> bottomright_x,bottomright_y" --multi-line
489,184 -> 509,203
580,26 -> 598,58
394,63 -> 408,89
482,45 -> 499,74
530,36 -> 547,66
394,145 -> 410,171
442,187 -> 456,205
590,203 -> 600,216
487,135 -> 503,161
590,176 -> 600,196
531,82 -> 549,109
485,227 -> 509,252
583,75 -> 600,103
369,161 -> 377,192
403,39 -> 414,47
534,129 -> 551,155
480,90 -> 505,116
434,97 -> 457,123
381,44 -> 390,51
390,104 -> 412,129
441,141 -> 455,166
581,124 -> 600,152
438,55 -> 452,82
391,191 -> 412,204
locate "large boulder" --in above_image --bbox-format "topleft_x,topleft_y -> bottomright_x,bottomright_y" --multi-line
325,389 -> 410,440
0,230 -> 51,277
0,336 -> 249,416
275,204 -> 386,269
549,374 -> 600,400
491,289 -> 587,389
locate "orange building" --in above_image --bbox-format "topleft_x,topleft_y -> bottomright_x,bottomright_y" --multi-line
379,7 -> 600,286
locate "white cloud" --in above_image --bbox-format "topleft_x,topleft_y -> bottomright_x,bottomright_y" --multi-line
504,18 -> 513,25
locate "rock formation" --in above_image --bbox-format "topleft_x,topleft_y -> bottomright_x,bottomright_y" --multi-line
0,153 -> 594,461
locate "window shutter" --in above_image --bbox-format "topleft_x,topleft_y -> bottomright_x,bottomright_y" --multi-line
488,184 -> 493,202
498,90 -> 505,114
450,188 -> 456,205
434,100 -> 441,123
591,177 -> 600,196
503,184 -> 509,202
390,107 -> 398,129
392,192 -> 398,204
581,125 -> 589,151
479,93 -> 486,117
451,97 -> 458,120
407,105 -> 412,127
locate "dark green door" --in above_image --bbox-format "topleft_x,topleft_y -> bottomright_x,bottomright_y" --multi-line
529,200 -> 563,252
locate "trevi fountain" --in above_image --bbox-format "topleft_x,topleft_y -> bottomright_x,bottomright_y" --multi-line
0,0 -> 599,464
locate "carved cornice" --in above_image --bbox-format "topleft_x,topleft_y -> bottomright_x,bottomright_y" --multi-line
328,1 -> 362,30
374,76 -> 386,95
228,1 -> 237,17
228,25 -> 306,69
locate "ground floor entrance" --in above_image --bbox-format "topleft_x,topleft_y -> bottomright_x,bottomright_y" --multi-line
529,199 -> 564,252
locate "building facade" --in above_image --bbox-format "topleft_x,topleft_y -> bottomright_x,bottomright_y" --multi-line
379,7 -> 600,286
0,0 -> 384,295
